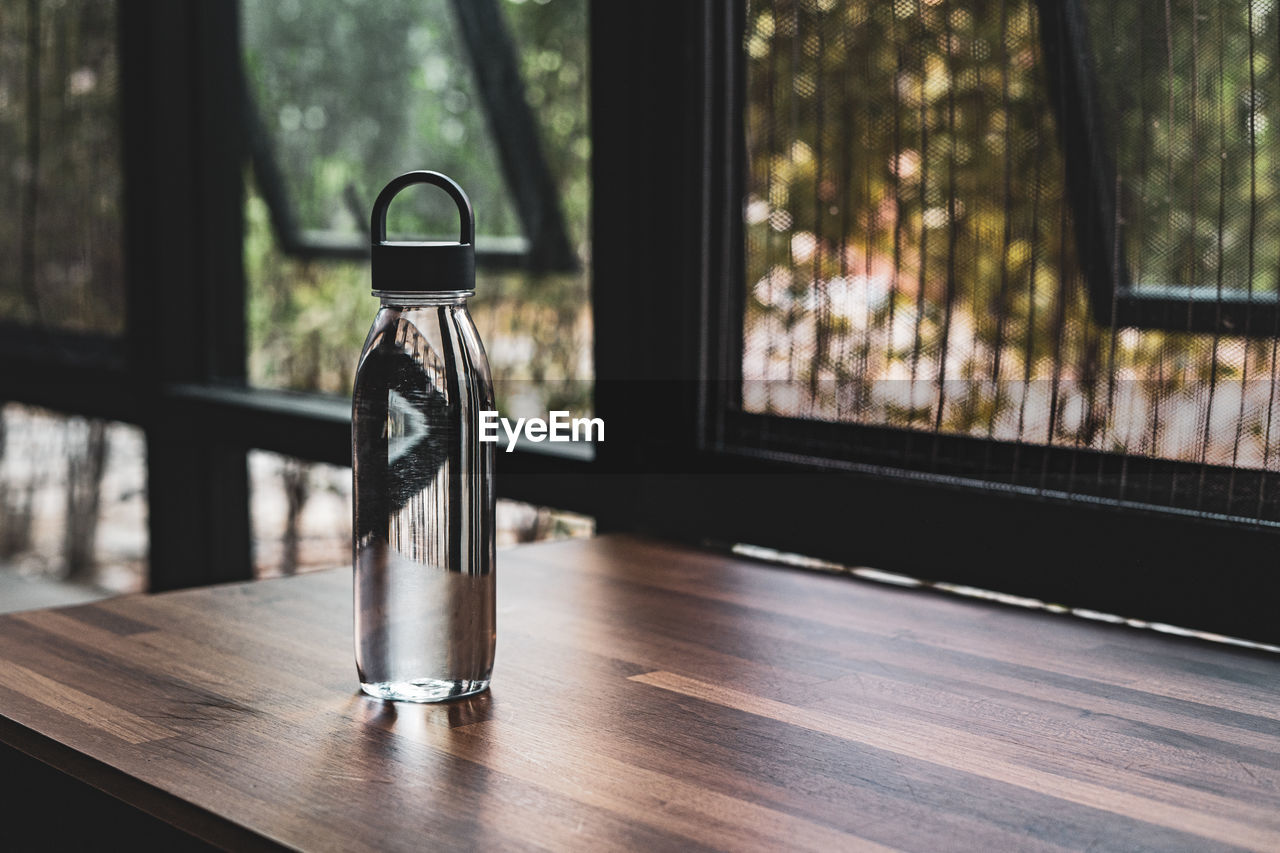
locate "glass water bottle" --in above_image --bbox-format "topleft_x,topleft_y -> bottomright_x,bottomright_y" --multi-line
352,171 -> 496,703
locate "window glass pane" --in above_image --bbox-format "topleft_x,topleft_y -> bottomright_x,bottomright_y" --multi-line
1085,0 -> 1280,295
249,451 -> 349,577
0,0 -> 124,333
241,0 -> 592,421
0,404 -> 147,613
241,0 -> 519,241
248,450 -> 593,578
741,0 -> 1280,515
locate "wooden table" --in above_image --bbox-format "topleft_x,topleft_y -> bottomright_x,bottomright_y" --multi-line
0,535 -> 1277,851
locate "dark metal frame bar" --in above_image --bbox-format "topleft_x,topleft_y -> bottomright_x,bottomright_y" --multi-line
118,0 -> 252,590
449,0 -> 578,273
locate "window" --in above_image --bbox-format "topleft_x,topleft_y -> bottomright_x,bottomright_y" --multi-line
235,0 -> 595,575
1,0 -> 1276,645
724,0 -> 1280,525
0,404 -> 147,611
1,0 -> 597,596
589,0 -> 1278,643
0,1 -> 139,612
240,0 -> 592,424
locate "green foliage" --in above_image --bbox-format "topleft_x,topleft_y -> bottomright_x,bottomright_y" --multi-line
245,190 -> 370,393
243,0 -> 591,415
1089,0 -> 1280,293
243,0 -> 517,237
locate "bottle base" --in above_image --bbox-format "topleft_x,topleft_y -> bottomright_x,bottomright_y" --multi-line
360,678 -> 490,703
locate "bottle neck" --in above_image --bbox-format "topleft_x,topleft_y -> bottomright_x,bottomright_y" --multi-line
374,289 -> 473,307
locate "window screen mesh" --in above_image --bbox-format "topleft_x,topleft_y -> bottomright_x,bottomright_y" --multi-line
0,0 -> 123,333
742,0 -> 1280,521
1090,0 -> 1280,297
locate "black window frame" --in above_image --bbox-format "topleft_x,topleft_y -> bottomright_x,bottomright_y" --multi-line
591,0 -> 1280,646
1,0 -> 1276,645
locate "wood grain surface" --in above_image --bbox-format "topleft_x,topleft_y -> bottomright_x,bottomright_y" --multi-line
0,534 -> 1277,851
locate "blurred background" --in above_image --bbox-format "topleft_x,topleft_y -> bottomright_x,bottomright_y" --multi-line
2,0 -> 1278,641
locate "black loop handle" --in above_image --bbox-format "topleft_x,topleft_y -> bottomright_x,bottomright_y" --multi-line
370,171 -> 474,246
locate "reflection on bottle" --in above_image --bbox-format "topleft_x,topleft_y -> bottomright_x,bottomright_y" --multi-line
353,303 -> 495,703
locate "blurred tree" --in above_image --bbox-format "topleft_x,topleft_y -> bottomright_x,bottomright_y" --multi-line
0,414 -> 38,561
63,419 -> 107,582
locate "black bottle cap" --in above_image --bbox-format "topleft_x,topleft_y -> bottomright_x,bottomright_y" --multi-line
370,171 -> 475,292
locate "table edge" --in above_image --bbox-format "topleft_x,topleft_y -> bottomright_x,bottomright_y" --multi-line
0,712 -> 285,851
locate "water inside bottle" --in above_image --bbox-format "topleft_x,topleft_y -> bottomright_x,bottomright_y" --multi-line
355,545 -> 495,701
352,305 -> 495,702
